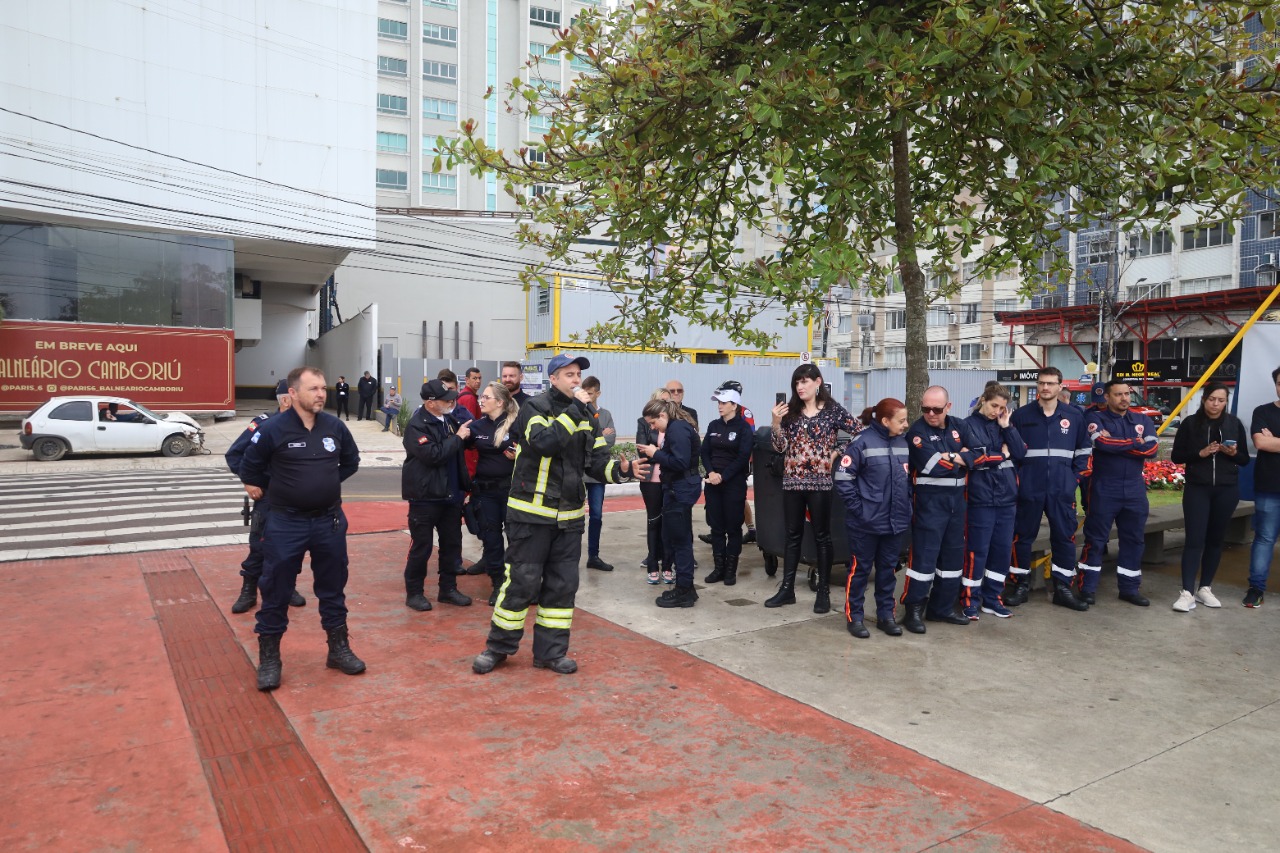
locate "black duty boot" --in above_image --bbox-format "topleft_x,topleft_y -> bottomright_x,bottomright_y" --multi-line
847,620 -> 870,639
472,649 -> 507,674
902,603 -> 927,634
1004,577 -> 1029,607
1119,590 -> 1150,607
926,608 -> 971,626
533,656 -> 578,674
876,616 -> 903,636
231,578 -> 258,614
406,593 -> 433,612
1052,580 -> 1089,611
698,532 -> 714,545
289,590 -> 306,607
764,558 -> 798,608
812,543 -> 833,614
723,554 -> 739,587
705,552 -> 726,584
257,634 -> 282,691
439,588 -> 473,607
325,624 -> 366,675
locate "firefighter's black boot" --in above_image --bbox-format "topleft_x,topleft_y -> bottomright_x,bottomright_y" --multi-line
1004,576 -> 1029,607
723,553 -> 739,587
231,578 -> 257,614
902,603 -> 927,634
704,551 -> 726,584
325,624 -> 366,675
257,634 -> 282,691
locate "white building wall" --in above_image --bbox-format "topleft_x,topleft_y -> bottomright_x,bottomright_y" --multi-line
0,0 -> 376,247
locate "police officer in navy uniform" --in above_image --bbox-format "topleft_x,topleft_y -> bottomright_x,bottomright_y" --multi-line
1008,367 -> 1091,611
900,385 -> 972,633
224,379 -> 306,614
1077,379 -> 1157,607
239,366 -> 364,691
402,379 -> 475,612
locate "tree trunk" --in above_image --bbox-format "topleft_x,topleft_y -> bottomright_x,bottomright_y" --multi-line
891,115 -> 929,418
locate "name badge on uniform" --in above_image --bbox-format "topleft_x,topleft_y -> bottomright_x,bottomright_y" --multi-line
728,432 -> 737,441
322,437 -> 336,452
288,441 -> 306,448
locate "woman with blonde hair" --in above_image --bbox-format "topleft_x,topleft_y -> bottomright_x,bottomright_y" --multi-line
464,381 -> 520,605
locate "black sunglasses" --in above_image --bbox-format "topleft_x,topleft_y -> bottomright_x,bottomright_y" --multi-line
921,406 -> 947,415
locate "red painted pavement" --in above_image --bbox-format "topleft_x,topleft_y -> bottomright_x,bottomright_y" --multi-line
1,530 -> 1142,852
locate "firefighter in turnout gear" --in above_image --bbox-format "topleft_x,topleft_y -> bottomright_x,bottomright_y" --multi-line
471,354 -> 646,676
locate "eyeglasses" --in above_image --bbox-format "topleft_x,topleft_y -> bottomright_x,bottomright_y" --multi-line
479,394 -> 496,402
921,406 -> 947,415
667,388 -> 684,394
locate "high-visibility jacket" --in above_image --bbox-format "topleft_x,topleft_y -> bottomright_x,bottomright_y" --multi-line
506,388 -> 626,526
1010,401 -> 1091,499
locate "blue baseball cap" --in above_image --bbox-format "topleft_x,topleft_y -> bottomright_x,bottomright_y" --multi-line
274,379 -> 289,396
546,353 -> 590,375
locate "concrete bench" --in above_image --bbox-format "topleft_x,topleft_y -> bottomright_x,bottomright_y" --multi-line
1025,500 -> 1256,577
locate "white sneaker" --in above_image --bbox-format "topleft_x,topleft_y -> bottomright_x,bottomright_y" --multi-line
1195,586 -> 1222,608
1172,590 -> 1197,612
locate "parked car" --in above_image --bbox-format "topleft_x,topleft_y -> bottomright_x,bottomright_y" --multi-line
19,396 -> 205,461
1127,391 -> 1165,426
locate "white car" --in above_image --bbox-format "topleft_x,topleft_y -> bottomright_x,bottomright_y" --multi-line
19,396 -> 206,461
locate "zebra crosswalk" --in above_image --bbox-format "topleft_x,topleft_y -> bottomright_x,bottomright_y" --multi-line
0,469 -> 252,563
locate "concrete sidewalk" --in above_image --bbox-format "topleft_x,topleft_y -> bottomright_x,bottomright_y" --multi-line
1,497 -> 1276,851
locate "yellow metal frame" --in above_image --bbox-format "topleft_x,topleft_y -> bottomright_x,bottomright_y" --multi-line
530,272 -> 815,362
1156,279 -> 1280,435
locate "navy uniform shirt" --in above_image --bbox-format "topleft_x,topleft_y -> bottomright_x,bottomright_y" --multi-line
700,414 -> 753,481
239,408 -> 359,511
466,414 -> 517,486
226,411 -> 271,480
906,414 -> 969,490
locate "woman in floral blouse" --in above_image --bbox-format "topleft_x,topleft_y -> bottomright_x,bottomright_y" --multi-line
768,364 -> 861,612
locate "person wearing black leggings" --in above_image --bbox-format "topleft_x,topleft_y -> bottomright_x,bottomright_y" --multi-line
1168,382 -> 1250,612
767,364 -> 860,612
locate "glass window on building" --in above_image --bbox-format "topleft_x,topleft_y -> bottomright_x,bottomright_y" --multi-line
927,344 -> 952,368
926,306 -> 951,327
0,224 -> 232,328
378,18 -> 408,40
959,344 -> 982,363
423,98 -> 458,122
530,42 -> 561,65
423,60 -> 459,83
1180,274 -> 1232,295
991,343 -> 1016,365
1181,221 -> 1228,250
377,131 -> 409,154
530,6 -> 561,27
378,93 -> 409,115
529,113 -> 552,134
376,169 -> 409,190
884,345 -> 906,367
423,23 -> 458,46
536,284 -> 551,314
886,308 -> 906,330
425,0 -> 457,7
959,302 -> 980,324
422,172 -> 457,194
1128,229 -> 1173,257
1260,210 -> 1279,240
378,55 -> 408,77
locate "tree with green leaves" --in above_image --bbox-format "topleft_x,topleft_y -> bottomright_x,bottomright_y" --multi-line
448,0 -> 1280,409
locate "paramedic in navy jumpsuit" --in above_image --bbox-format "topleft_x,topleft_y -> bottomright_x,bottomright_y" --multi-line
901,385 -> 972,632
1077,379 -> 1157,607
239,366 -> 363,691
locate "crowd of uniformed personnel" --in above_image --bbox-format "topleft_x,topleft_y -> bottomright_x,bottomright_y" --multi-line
224,358 -> 1280,686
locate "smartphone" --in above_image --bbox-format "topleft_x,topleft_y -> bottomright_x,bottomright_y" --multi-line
1223,440 -> 1237,448
776,392 -> 787,405
822,382 -> 832,396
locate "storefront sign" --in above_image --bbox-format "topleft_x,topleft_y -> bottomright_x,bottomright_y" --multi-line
0,320 -> 234,411
1112,359 -> 1185,382
996,369 -> 1042,383
521,362 -> 546,396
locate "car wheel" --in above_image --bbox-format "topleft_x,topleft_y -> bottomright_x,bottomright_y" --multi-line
32,437 -> 68,462
161,434 -> 192,457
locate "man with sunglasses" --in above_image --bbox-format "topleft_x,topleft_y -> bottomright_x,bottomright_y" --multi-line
900,386 -> 972,632
666,380 -> 698,428
1008,367 -> 1091,611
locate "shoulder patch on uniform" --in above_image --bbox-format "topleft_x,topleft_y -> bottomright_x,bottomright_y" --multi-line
911,435 -> 922,447
840,455 -> 852,468
418,435 -> 429,444
1087,422 -> 1098,432
247,421 -> 257,431
1135,424 -> 1144,434
951,429 -> 960,441
1059,418 -> 1070,429
250,432 -> 260,444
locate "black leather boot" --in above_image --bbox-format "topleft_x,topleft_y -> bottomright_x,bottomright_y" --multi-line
812,542 -> 832,613
876,616 -> 903,636
325,624 -> 367,675
231,578 -> 257,614
257,634 -> 282,691
723,553 -> 739,587
705,551 -> 726,584
764,556 -> 797,608
1052,580 -> 1089,611
902,603 -> 927,634
1004,576 -> 1029,607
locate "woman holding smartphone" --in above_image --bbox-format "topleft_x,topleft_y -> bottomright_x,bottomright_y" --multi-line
1169,382 -> 1250,612
636,399 -> 703,607
701,387 -> 754,586
769,364 -> 861,612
